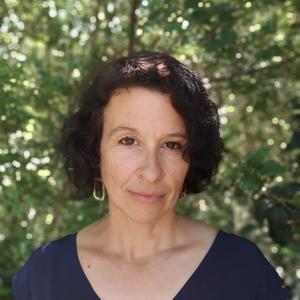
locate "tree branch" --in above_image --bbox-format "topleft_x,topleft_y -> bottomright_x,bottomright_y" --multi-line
128,0 -> 140,55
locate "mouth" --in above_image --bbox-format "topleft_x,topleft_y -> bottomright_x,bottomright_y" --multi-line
129,190 -> 164,203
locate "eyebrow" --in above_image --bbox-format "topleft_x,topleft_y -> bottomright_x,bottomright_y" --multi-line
108,126 -> 187,139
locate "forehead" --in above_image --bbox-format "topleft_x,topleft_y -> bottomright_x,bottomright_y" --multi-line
103,87 -> 186,132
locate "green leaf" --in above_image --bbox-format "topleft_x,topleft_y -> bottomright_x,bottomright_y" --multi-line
261,160 -> 285,176
220,29 -> 237,45
246,148 -> 268,169
270,182 -> 300,198
242,169 -> 264,190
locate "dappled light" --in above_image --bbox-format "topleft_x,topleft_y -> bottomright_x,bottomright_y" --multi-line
1,0 -> 299,299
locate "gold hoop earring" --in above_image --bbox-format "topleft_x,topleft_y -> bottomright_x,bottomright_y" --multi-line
93,178 -> 106,201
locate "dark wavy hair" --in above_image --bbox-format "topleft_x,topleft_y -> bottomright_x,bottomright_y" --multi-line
59,51 -> 224,198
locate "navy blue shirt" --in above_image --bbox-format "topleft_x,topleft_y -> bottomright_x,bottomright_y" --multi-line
12,229 -> 292,299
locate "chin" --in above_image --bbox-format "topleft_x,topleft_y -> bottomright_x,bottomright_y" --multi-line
122,203 -> 168,224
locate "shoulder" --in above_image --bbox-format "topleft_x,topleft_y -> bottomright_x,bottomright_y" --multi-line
219,230 -> 292,299
218,230 -> 275,271
18,233 -> 75,272
12,233 -> 75,299
176,217 -> 292,299
177,216 -> 218,248
219,230 -> 279,270
219,230 -> 264,258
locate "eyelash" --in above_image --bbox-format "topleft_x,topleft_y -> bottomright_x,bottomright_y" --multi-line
119,137 -> 183,150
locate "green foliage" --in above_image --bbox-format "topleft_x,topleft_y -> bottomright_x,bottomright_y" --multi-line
1,0 -> 299,299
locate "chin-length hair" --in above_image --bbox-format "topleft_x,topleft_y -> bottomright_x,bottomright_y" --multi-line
58,51 -> 224,198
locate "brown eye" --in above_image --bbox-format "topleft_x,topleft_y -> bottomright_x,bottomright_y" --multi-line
166,141 -> 182,150
119,137 -> 136,145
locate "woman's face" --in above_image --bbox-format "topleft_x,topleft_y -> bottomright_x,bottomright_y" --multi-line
100,87 -> 190,223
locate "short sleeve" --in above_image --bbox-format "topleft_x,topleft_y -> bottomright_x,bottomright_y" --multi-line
255,246 -> 292,300
12,265 -> 31,300
11,244 -> 45,300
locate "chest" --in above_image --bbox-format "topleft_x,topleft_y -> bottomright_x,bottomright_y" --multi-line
78,245 -> 208,300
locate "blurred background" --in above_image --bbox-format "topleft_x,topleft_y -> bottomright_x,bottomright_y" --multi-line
0,0 -> 299,299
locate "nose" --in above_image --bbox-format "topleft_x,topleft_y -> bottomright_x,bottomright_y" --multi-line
137,148 -> 164,182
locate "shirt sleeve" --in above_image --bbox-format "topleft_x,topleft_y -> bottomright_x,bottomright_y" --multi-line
12,265 -> 31,300
254,246 -> 292,300
11,244 -> 46,300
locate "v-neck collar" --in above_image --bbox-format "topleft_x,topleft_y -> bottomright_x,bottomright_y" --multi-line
173,229 -> 224,299
72,229 -> 224,300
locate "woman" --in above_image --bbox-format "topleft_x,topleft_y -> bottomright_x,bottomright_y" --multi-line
12,52 -> 292,299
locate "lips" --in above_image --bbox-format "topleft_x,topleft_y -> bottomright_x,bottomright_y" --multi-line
129,190 -> 164,203
131,191 -> 163,197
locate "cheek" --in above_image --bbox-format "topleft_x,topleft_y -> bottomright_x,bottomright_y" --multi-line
167,161 -> 189,187
101,149 -> 138,186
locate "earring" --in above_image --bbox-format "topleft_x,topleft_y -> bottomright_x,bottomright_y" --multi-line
93,178 -> 106,201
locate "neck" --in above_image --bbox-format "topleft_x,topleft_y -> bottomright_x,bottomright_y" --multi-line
97,209 -> 186,264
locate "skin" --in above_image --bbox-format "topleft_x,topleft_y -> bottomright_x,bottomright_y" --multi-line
97,86 -> 192,263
